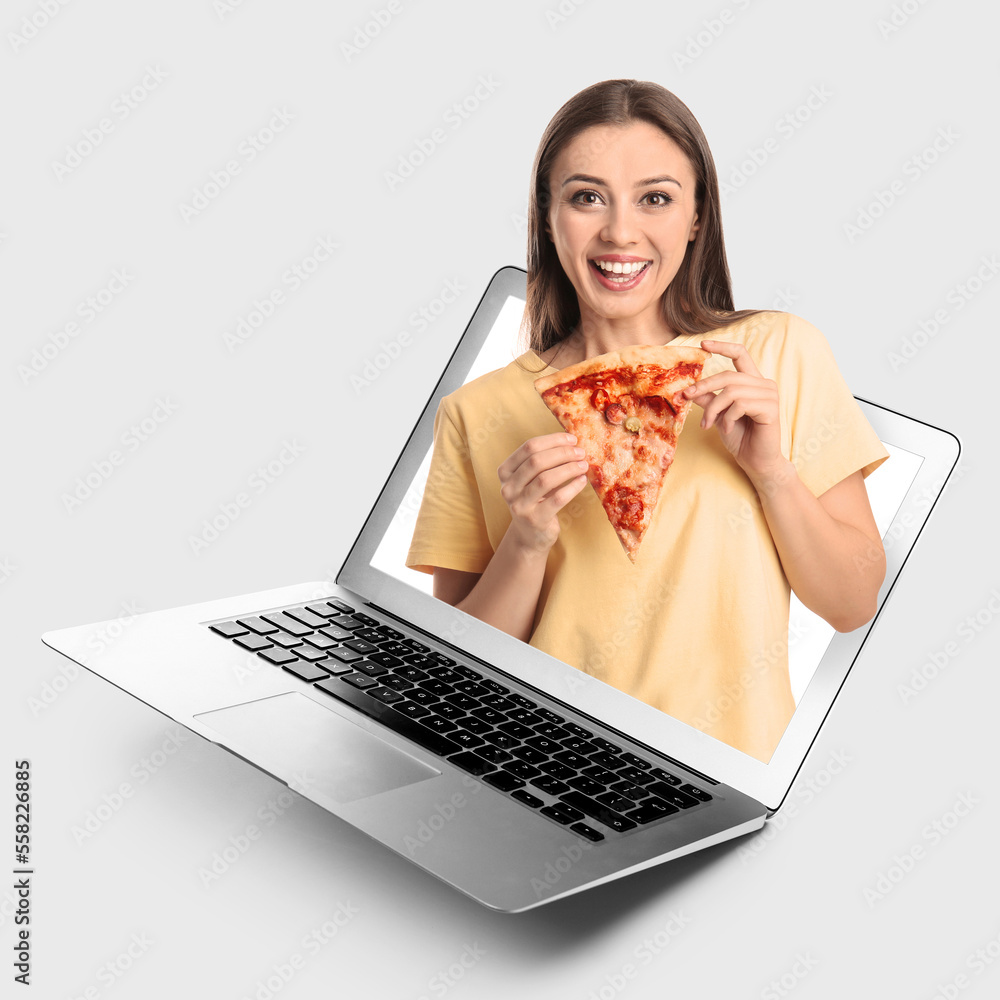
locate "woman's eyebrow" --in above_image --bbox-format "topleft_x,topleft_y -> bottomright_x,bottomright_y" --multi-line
561,173 -> 682,189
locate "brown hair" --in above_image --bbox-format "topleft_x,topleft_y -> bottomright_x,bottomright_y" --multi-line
520,79 -> 767,366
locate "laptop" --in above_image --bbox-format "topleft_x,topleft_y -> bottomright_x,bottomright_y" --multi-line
41,266 -> 961,912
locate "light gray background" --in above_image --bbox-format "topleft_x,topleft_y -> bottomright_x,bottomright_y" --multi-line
5,1 -> 999,997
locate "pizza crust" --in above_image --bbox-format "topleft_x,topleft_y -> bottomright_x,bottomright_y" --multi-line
532,344 -> 710,395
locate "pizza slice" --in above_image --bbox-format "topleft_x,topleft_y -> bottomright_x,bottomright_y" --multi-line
533,344 -> 709,562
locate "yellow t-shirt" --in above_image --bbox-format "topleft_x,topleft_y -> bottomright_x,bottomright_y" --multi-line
405,311 -> 889,761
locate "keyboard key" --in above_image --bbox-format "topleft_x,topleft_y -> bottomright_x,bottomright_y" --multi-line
626,799 -> 679,824
396,702 -> 432,719
505,761 -> 541,780
590,752 -> 626,771
326,599 -> 354,614
531,775 -> 570,795
237,616 -> 278,635
283,607 -> 329,629
553,750 -> 590,770
349,627 -> 382,643
305,603 -> 340,618
329,615 -> 365,630
480,679 -> 509,695
525,736 -> 561,754
470,707 -> 505,725
352,613 -> 380,627
596,791 -> 635,813
649,768 -> 680,785
418,679 -> 451,697
533,708 -> 565,724
380,674 -> 413,692
343,638 -> 378,655
475,746 -> 513,765
571,822 -> 605,842
647,783 -> 700,809
235,634 -> 273,651
581,766 -> 618,784
257,647 -> 299,665
260,612 -> 313,636
369,687 -> 405,705
210,621 -> 247,638
455,681 -> 487,697
428,652 -> 456,666
444,693 -> 478,712
352,660 -> 389,677
483,732 -> 519,750
329,648 -> 364,664
319,626 -> 354,642
343,673 -> 379,690
483,771 -> 524,793
366,652 -> 404,668
406,689 -> 439,706
507,694 -> 536,710
293,645 -> 330,662
506,709 -> 543,725
497,721 -> 533,740
311,659 -> 354,676
538,762 -> 574,780
511,789 -> 543,808
302,633 -> 338,650
561,723 -> 593,740
560,791 -> 636,833
374,625 -> 404,641
400,638 -> 430,653
449,752 -> 494,777
428,667 -> 463,683
450,731 -> 486,750
541,803 -> 583,825
591,737 -> 622,753
424,716 -> 458,734
679,783 -> 712,802
377,641 -> 410,656
561,737 -> 599,755
397,666 -> 429,682
453,665 -> 480,679
568,776 -> 605,796
609,781 -> 648,802
311,678 -> 460,757
617,767 -> 656,786
434,703 -> 466,721
533,724 -> 570,740
619,752 -> 652,770
462,717 -> 493,735
511,746 -> 546,765
402,653 -> 434,668
281,661 -> 331,682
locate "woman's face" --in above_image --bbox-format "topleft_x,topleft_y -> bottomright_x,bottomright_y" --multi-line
545,120 -> 701,333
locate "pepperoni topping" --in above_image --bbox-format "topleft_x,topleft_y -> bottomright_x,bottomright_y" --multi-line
590,387 -> 610,410
604,485 -> 645,531
604,403 -> 626,424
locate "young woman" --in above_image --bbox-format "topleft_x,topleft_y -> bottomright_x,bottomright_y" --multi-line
406,79 -> 888,762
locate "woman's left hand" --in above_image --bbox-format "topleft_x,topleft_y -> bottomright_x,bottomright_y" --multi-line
682,339 -> 784,482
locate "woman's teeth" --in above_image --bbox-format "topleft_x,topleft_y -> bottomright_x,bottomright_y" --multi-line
592,260 -> 650,282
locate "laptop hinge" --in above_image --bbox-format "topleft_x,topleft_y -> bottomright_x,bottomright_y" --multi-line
365,600 -> 721,787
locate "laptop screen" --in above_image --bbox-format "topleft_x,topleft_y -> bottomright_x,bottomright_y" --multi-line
341,269 -> 960,808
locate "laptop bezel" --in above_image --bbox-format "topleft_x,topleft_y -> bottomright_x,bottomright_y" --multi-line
337,266 -> 961,811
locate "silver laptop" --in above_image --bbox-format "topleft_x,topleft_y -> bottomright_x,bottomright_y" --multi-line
41,266 -> 961,913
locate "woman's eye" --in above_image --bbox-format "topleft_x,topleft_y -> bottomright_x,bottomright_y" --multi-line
644,191 -> 674,206
570,189 -> 601,205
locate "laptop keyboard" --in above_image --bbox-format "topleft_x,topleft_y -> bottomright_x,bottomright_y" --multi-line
206,598 -> 713,841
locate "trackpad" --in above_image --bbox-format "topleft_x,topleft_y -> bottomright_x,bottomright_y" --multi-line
194,692 -> 440,803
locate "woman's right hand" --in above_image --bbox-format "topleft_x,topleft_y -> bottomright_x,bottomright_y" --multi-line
496,432 -> 590,555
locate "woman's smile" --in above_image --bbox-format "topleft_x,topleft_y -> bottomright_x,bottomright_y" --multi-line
588,256 -> 653,289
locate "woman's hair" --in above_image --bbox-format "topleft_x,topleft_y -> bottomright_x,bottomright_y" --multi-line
521,79 -> 766,362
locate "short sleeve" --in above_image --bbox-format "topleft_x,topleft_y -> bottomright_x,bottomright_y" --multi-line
404,396 -> 495,575
777,315 -> 890,497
